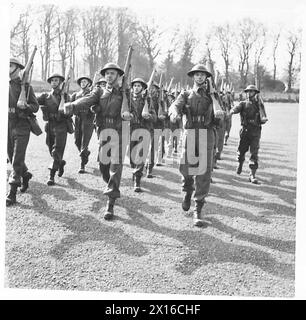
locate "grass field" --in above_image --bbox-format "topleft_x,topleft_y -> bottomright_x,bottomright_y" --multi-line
5,102 -> 298,297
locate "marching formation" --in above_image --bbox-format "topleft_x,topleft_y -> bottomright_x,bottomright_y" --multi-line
7,45 -> 268,228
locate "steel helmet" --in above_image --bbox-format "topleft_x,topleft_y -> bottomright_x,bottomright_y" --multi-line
77,76 -> 93,86
244,84 -> 260,93
47,73 -> 65,83
187,64 -> 212,78
10,57 -> 25,70
131,77 -> 148,89
100,62 -> 124,77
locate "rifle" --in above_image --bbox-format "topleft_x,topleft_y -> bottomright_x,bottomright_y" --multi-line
141,68 -> 156,119
17,45 -> 37,108
167,77 -> 174,93
59,67 -> 73,114
91,71 -> 100,90
157,73 -> 167,120
121,45 -> 133,121
256,93 -> 268,124
207,68 -> 225,120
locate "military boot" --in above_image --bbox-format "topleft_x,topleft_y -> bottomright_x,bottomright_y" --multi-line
104,197 -> 115,220
224,135 -> 229,146
193,200 -> 205,227
47,169 -> 56,186
146,167 -> 153,178
78,158 -> 86,174
58,160 -> 66,177
249,169 -> 258,184
6,184 -> 18,206
134,175 -> 142,193
20,171 -> 32,193
182,192 -> 192,211
236,161 -> 243,175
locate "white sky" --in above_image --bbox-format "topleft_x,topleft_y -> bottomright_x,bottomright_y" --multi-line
1,0 -> 306,300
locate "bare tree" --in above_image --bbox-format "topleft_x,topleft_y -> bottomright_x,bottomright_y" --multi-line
178,28 -> 196,86
236,18 -> 258,88
82,7 -> 102,78
98,7 -> 116,66
286,29 -> 301,92
56,8 -> 79,77
253,24 -> 267,89
215,23 -> 234,82
10,6 -> 32,62
38,4 -> 58,80
272,30 -> 281,82
136,19 -> 162,69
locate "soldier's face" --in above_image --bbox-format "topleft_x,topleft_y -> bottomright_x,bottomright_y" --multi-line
193,72 -> 207,85
246,90 -> 257,99
80,79 -> 90,89
100,81 -> 106,88
9,63 -> 20,78
105,69 -> 119,85
50,77 -> 61,89
133,83 -> 143,94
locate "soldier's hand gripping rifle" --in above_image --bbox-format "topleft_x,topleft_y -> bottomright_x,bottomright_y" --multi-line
157,73 -> 167,120
141,68 -> 156,119
17,45 -> 37,109
121,45 -> 133,121
60,67 -> 73,115
207,71 -> 225,121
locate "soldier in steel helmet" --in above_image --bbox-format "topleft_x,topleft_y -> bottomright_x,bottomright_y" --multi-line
169,64 -> 215,227
230,84 -> 266,184
129,78 -> 157,192
70,76 -> 95,173
37,73 -> 73,186
63,62 -> 126,220
7,58 -> 39,206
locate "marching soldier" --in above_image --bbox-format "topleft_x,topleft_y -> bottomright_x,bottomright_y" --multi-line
169,64 -> 215,227
63,63 -> 125,220
7,58 -> 39,206
129,78 -> 157,191
96,76 -> 107,88
230,84 -> 265,184
70,76 -> 95,173
37,73 -> 73,186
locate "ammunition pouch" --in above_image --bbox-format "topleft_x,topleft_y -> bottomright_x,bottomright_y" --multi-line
27,114 -> 43,136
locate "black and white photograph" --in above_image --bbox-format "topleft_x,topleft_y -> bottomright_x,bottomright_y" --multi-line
1,0 -> 306,300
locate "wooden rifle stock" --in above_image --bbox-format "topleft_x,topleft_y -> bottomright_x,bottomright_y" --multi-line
121,45 -> 133,120
256,94 -> 268,124
207,76 -> 224,120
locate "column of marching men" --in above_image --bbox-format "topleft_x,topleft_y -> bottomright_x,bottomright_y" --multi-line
7,54 -> 268,227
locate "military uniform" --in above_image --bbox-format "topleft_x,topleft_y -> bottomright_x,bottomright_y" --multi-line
70,76 -> 95,173
169,64 -> 215,227
65,63 -> 125,219
37,73 -> 73,185
129,78 -> 157,191
231,84 -> 264,183
7,58 -> 39,205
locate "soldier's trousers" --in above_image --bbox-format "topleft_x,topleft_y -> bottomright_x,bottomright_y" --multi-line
179,127 -> 215,202
98,129 -> 123,199
224,114 -> 232,139
7,120 -> 31,186
237,127 -> 261,170
216,121 -> 225,155
74,115 -> 94,162
45,120 -> 68,171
